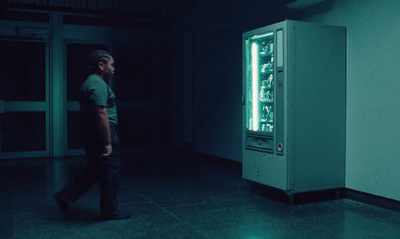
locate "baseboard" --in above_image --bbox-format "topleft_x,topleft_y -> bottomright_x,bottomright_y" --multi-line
142,150 -> 400,212
344,189 -> 400,212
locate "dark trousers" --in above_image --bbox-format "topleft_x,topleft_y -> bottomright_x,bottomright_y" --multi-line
60,127 -> 121,216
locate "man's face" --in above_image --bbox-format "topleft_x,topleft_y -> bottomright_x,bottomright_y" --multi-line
100,56 -> 115,80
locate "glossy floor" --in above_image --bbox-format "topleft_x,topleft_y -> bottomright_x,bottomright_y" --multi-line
1,152 -> 399,239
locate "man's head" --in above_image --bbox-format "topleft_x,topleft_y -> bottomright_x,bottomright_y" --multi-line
89,50 -> 115,80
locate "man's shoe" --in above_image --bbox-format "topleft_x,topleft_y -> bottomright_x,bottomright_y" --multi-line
101,211 -> 130,221
53,192 -> 69,216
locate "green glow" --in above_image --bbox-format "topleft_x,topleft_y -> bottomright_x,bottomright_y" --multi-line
251,42 -> 259,131
250,32 -> 274,40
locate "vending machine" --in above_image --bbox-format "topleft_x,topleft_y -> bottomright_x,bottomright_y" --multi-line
242,20 -> 346,194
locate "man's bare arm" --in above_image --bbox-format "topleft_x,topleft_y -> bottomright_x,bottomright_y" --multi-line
97,106 -> 112,158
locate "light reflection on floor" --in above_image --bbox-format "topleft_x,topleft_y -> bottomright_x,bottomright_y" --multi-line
1,152 -> 399,239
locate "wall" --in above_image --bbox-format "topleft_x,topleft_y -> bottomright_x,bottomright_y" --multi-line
295,0 -> 400,201
189,0 -> 286,162
187,0 -> 400,201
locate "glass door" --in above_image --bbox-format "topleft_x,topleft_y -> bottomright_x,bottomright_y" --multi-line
245,31 -> 275,134
0,40 -> 49,159
114,45 -> 155,151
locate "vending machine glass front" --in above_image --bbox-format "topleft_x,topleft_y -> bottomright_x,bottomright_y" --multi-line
245,31 -> 274,134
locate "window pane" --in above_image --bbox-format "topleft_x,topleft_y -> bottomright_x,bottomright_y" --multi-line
1,112 -> 46,152
118,111 -> 153,147
66,44 -> 108,101
114,46 -> 153,102
159,46 -> 171,102
160,110 -> 170,150
67,111 -> 83,149
0,41 -> 46,101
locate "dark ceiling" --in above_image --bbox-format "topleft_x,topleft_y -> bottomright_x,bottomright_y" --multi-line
1,0 -> 296,18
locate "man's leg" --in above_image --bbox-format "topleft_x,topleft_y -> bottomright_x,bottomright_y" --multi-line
54,145 -> 102,214
99,128 -> 129,220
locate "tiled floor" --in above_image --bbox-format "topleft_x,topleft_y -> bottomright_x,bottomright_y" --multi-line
1,151 -> 399,239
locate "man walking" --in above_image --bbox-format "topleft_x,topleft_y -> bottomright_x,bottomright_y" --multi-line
54,50 -> 129,221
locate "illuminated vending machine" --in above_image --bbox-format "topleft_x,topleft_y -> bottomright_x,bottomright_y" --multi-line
242,20 -> 346,197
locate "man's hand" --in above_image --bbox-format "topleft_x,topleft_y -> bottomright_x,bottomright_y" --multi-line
102,143 -> 112,158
